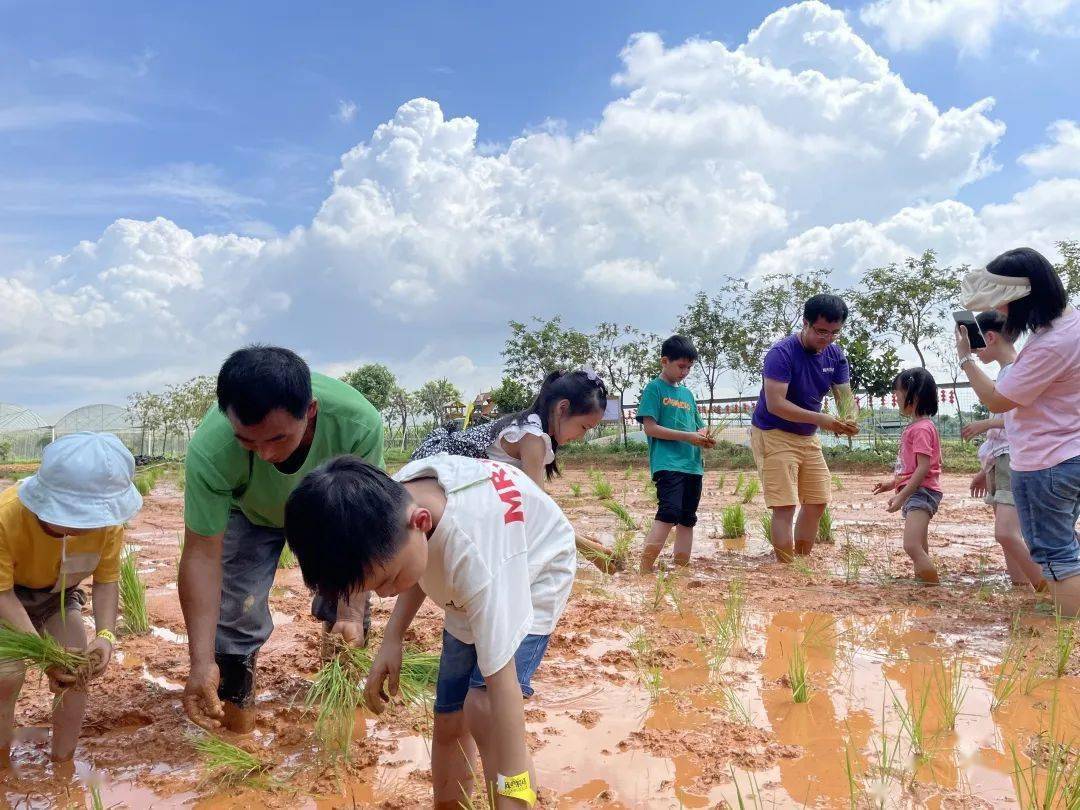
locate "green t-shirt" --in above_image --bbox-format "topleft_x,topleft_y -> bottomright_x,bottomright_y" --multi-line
184,373 -> 385,535
635,377 -> 705,476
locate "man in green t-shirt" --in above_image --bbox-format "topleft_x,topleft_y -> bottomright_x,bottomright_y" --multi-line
179,346 -> 384,732
635,335 -> 716,574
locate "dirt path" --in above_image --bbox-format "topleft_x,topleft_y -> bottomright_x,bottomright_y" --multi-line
1,465 -> 1077,809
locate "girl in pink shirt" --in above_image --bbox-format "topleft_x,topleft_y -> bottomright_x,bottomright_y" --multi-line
873,368 -> 943,584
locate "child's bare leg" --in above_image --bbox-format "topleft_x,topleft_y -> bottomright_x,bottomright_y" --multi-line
463,687 -> 536,807
640,521 -> 674,573
994,504 -> 1046,589
672,526 -> 693,566
794,503 -> 825,556
0,663 -> 26,768
902,509 -> 937,583
431,710 -> 478,809
41,612 -> 88,763
770,506 -> 796,562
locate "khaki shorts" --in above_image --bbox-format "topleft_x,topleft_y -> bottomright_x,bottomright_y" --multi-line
985,454 -> 1015,507
750,427 -> 831,508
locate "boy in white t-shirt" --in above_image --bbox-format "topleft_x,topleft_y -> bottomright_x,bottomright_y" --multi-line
285,454 -> 576,809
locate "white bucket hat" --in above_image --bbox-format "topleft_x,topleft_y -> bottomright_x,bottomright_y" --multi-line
18,432 -> 143,529
960,267 -> 1032,311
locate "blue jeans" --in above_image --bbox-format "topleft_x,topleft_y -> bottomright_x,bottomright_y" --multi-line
1012,456 -> 1080,582
434,629 -> 550,714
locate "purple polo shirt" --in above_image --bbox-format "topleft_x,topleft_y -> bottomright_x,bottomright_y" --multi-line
751,334 -> 850,436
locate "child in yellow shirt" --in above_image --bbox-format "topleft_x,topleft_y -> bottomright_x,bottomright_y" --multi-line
0,432 -> 141,765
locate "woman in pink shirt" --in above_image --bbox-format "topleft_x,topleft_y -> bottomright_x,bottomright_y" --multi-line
956,247 -> 1080,616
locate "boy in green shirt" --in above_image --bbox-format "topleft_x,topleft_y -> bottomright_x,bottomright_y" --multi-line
636,335 -> 716,573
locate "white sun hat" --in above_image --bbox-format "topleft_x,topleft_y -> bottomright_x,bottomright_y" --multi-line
959,267 -> 1032,311
18,432 -> 143,529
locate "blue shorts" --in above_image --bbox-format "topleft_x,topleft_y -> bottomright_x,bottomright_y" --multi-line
1012,455 -> 1080,582
434,629 -> 550,714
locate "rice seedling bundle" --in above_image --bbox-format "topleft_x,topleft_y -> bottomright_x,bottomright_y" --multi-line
611,531 -> 634,566
188,730 -> 276,788
1009,689 -> 1080,808
602,499 -> 638,531
759,510 -> 773,541
931,658 -> 968,732
569,483 -> 582,497
278,543 -> 298,569
787,641 -> 811,703
1052,611 -> 1076,679
0,623 -> 89,676
818,507 -> 835,544
119,548 -> 150,635
305,653 -> 364,755
721,504 -> 746,538
342,645 -> 441,707
741,478 -> 760,504
733,472 -> 745,497
592,474 -> 614,499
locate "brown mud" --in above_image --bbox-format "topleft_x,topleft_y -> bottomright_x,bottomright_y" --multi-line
1,464 -> 1077,809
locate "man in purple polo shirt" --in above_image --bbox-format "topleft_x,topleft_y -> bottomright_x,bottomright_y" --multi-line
750,294 -> 859,561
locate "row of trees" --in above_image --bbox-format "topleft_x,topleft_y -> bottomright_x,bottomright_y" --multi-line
127,376 -> 216,456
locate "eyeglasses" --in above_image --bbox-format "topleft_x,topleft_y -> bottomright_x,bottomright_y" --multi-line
810,326 -> 843,339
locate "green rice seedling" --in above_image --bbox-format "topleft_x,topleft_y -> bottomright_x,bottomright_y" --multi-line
991,639 -> 1031,711
592,477 -> 614,500
1052,610 -> 1076,679
759,509 -> 773,541
0,623 -> 88,676
629,626 -> 653,668
188,730 -> 276,789
651,567 -> 681,613
1009,688 -> 1080,809
729,766 -> 766,810
787,640 -> 811,703
569,482 -> 582,497
889,680 -> 932,761
818,507 -> 835,544
90,783 -> 104,810
867,697 -> 907,808
932,658 -> 968,732
602,499 -> 639,531
721,686 -> 753,725
134,473 -> 153,497
836,388 -> 860,426
741,478 -> 760,504
644,479 -> 657,500
344,645 -> 440,708
721,504 -> 746,538
624,464 -> 634,479
791,554 -> 816,579
642,665 -> 663,702
841,535 -> 868,584
577,542 -> 614,571
278,543 -> 298,569
843,744 -> 860,810
305,653 -> 364,756
716,473 -> 726,492
119,548 -> 149,635
832,473 -> 844,491
611,531 -> 634,567
733,472 -> 746,496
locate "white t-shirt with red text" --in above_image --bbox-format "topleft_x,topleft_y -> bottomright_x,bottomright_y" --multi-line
393,454 -> 576,677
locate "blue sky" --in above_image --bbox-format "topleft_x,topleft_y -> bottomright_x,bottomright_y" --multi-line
3,0 -> 1080,415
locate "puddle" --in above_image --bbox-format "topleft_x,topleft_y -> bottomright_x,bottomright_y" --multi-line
141,664 -> 183,692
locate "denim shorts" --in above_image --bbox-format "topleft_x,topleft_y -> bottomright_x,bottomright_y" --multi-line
902,487 -> 943,518
434,629 -> 550,714
1012,455 -> 1080,582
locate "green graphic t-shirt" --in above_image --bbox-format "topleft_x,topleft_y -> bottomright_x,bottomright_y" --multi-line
635,377 -> 705,476
184,373 -> 384,535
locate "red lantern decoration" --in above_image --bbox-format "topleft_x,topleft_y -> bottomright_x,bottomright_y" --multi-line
891,394 -> 897,407
940,389 -> 946,402
948,390 -> 956,404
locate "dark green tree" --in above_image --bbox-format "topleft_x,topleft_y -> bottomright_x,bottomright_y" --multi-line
502,316 -> 591,387
340,363 -> 396,413
489,377 -> 532,415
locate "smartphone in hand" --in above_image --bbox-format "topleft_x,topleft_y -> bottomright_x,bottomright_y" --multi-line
952,310 -> 987,350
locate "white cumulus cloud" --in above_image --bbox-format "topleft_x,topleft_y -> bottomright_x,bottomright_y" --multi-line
336,99 -> 358,123
1019,119 -> 1080,176
859,0 -> 1080,55
0,1 -> 1061,413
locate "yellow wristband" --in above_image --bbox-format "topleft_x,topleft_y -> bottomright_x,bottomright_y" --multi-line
496,771 -> 537,806
96,629 -> 117,644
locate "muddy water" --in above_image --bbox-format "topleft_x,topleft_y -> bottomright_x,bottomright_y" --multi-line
3,469 -> 1079,808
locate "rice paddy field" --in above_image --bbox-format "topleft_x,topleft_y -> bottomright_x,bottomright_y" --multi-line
1,461 -> 1077,809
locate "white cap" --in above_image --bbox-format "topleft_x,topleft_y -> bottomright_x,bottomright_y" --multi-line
18,432 -> 143,529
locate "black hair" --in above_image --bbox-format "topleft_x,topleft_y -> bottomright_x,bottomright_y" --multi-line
986,247 -> 1067,338
217,345 -> 313,425
892,368 -> 938,417
975,310 -> 1012,341
661,334 -> 698,363
495,370 -> 607,479
804,293 -> 849,325
284,456 -> 411,606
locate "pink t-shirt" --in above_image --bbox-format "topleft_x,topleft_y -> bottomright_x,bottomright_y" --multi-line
895,418 -> 942,493
996,309 -> 1080,472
